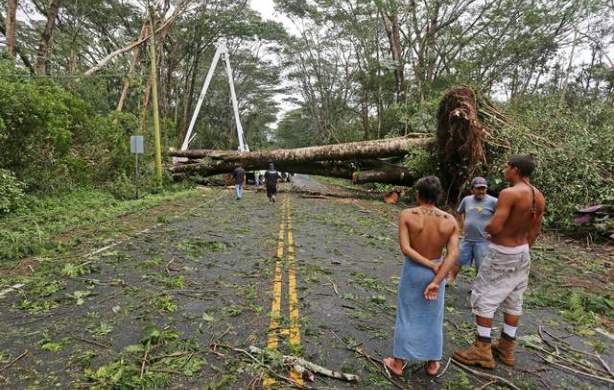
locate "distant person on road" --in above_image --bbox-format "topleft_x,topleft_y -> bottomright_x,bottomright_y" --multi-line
384,176 -> 460,377
454,154 -> 545,369
232,164 -> 246,200
264,163 -> 281,202
448,177 -> 497,282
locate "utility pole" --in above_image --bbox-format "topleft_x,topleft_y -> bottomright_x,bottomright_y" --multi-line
148,5 -> 163,184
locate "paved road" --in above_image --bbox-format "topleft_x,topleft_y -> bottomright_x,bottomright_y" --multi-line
0,185 -> 611,389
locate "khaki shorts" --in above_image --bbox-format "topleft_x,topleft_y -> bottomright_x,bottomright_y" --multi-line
470,246 -> 531,318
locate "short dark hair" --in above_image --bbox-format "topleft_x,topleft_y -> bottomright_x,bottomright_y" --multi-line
415,176 -> 442,204
507,154 -> 536,177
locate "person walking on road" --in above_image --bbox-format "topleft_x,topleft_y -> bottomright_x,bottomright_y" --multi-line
453,154 -> 545,369
264,163 -> 280,202
384,176 -> 460,377
448,177 -> 497,282
232,164 -> 246,200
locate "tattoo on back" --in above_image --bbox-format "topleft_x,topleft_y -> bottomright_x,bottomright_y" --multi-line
412,208 -> 448,218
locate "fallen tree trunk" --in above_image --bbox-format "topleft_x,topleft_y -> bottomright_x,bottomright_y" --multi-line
171,160 -> 354,177
352,168 -> 413,185
168,136 -> 431,162
172,159 -> 416,186
169,87 -> 505,194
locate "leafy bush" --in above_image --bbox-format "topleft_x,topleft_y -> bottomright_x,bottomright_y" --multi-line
105,172 -> 137,200
484,96 -> 614,230
0,60 -> 137,193
0,169 -> 25,215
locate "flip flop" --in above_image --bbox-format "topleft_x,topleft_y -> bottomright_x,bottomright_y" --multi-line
383,357 -> 407,377
425,360 -> 441,377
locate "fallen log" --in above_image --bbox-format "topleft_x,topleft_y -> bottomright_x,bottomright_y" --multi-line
169,136 -> 431,162
169,87 -> 505,195
352,166 -> 414,186
172,159 -> 416,186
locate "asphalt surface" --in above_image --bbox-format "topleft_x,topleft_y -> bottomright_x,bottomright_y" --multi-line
0,180 -> 611,389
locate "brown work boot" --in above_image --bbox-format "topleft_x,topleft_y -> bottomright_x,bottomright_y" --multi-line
492,333 -> 516,366
453,335 -> 496,369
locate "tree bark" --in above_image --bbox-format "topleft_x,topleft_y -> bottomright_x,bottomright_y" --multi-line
116,25 -> 149,112
171,159 -> 416,186
381,11 -> 405,103
169,136 -> 431,163
6,0 -> 17,58
352,168 -> 414,186
0,9 -> 34,73
35,0 -> 61,75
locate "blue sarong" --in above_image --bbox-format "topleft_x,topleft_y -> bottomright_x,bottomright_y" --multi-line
393,256 -> 446,361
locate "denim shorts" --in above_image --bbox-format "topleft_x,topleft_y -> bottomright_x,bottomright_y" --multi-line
458,239 -> 490,269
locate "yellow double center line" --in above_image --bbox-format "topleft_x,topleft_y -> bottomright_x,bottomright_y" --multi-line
264,195 -> 303,387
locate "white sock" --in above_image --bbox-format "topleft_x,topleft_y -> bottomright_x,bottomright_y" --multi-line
477,325 -> 491,339
503,323 -> 517,338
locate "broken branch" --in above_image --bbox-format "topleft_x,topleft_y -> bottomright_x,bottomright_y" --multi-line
0,350 -> 28,372
247,345 -> 359,383
451,359 -> 522,390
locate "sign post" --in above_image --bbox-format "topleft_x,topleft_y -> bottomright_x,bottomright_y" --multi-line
130,136 -> 144,198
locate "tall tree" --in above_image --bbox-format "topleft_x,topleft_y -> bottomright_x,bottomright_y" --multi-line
35,0 -> 61,75
5,0 -> 17,57
379,3 -> 404,103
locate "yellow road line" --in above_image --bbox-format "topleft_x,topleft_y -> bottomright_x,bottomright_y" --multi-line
286,198 -> 303,384
264,199 -> 287,387
265,196 -> 304,387
286,204 -> 301,347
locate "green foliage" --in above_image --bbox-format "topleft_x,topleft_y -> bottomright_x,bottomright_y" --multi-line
402,147 -> 435,178
484,96 -> 614,231
152,294 -> 177,312
0,168 -> 25,215
105,172 -> 137,200
84,325 -> 202,389
0,60 -> 137,193
0,187 -> 195,265
61,262 -> 93,277
39,337 -> 65,352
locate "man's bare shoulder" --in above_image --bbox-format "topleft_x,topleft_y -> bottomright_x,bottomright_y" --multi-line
439,209 -> 458,229
499,187 -> 519,196
533,186 -> 546,209
436,208 -> 455,220
533,186 -> 545,201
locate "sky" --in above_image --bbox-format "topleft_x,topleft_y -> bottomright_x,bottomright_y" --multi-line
249,0 -> 301,128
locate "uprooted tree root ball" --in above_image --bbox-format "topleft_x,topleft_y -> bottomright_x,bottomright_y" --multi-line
436,87 -> 488,204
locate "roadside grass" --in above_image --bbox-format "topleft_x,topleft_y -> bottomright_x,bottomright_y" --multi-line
0,186 -> 199,268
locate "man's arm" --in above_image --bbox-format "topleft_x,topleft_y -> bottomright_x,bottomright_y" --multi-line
527,197 -> 545,246
485,189 -> 513,236
424,222 -> 460,299
456,198 -> 466,232
398,211 -> 439,272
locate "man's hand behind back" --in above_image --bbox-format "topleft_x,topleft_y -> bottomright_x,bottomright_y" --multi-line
424,282 -> 439,300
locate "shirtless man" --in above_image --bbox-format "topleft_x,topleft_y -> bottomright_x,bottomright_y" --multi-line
384,176 -> 459,377
453,154 -> 545,368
